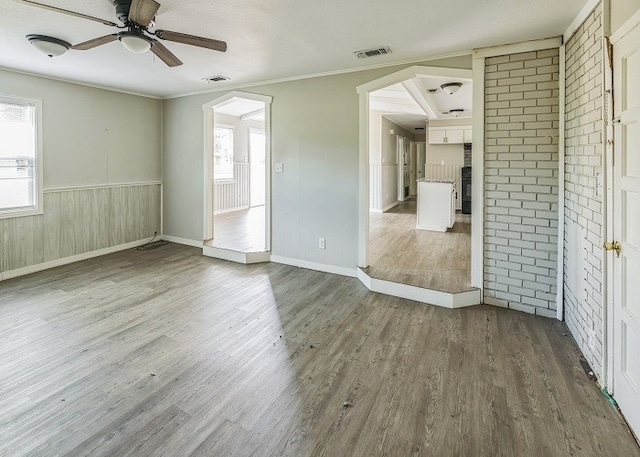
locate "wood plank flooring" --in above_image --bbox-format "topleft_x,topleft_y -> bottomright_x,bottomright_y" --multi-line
367,199 -> 473,293
1,243 -> 638,456
209,205 -> 266,252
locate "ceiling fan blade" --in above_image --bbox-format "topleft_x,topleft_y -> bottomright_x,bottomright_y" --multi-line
128,0 -> 160,27
72,34 -> 119,51
18,0 -> 118,27
155,30 -> 227,52
151,41 -> 182,67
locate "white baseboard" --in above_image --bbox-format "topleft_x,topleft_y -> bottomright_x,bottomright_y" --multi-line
161,235 -> 203,248
416,224 -> 447,232
381,201 -> 399,212
357,268 -> 480,308
214,206 -> 250,215
203,246 -> 271,264
0,238 -> 155,281
270,255 -> 358,278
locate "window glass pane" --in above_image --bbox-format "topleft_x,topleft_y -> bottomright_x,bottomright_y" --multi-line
0,101 -> 36,210
214,127 -> 234,180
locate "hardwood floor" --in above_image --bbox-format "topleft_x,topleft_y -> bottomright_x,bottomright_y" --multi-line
210,205 -> 266,252
367,199 -> 473,293
1,243 -> 638,456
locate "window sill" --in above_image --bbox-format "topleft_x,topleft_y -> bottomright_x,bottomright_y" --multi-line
0,206 -> 43,220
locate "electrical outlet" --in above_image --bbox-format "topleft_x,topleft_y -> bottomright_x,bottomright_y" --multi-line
275,163 -> 284,173
319,238 -> 326,250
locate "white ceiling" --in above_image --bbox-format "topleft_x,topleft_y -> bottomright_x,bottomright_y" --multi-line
215,96 -> 265,121
370,75 -> 472,131
0,0 -> 587,98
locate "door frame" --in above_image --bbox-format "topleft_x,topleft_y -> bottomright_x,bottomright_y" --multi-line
248,126 -> 266,208
605,9 -> 640,398
356,65 -> 479,283
396,135 -> 405,202
202,91 -> 273,251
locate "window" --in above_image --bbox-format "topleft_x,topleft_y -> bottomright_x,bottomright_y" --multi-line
0,96 -> 42,218
214,126 -> 234,181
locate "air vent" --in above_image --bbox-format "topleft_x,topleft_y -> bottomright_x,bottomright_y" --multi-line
354,46 -> 391,59
203,75 -> 230,82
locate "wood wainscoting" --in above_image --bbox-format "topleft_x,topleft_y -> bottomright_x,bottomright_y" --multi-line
0,183 -> 161,278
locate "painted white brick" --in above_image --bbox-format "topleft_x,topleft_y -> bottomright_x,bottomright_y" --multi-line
564,4 -> 605,380
484,47 -> 559,316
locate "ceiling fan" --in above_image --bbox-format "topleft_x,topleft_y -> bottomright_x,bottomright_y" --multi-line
21,0 -> 227,67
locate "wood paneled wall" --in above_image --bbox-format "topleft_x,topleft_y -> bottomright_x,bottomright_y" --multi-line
0,184 -> 161,274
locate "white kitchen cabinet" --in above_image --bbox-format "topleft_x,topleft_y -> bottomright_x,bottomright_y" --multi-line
463,128 -> 472,143
428,127 -> 465,144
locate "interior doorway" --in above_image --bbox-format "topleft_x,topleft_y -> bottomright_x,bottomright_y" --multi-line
358,66 -> 478,296
202,91 -> 273,258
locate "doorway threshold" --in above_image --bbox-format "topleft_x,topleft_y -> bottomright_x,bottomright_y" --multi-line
203,245 -> 271,264
357,268 -> 480,309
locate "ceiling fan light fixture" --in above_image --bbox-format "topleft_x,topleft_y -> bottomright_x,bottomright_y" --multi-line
27,34 -> 70,57
119,33 -> 152,53
441,82 -> 462,95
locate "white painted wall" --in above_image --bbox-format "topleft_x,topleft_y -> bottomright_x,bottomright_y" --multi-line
611,0 -> 640,32
369,110 -> 383,165
0,69 -> 162,279
0,69 -> 162,189
163,55 -> 472,268
425,143 -> 464,166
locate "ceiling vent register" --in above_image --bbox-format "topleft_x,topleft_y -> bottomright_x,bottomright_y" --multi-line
203,75 -> 230,82
354,47 -> 391,59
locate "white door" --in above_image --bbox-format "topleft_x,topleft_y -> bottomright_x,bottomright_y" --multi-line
612,22 -> 640,437
249,129 -> 266,207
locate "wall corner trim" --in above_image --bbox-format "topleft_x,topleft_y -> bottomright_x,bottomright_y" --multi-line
564,0 -> 603,42
473,37 -> 562,59
610,9 -> 640,43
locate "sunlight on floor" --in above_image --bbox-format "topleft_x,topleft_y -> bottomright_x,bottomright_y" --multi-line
212,206 -> 266,252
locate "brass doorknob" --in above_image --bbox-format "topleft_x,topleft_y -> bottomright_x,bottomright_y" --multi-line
604,240 -> 621,257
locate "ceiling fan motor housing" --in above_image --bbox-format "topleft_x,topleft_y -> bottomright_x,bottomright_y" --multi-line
110,0 -> 133,24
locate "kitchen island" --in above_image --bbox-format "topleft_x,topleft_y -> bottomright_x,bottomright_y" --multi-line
416,179 -> 456,232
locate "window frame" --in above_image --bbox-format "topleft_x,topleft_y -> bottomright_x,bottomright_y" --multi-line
213,124 -> 235,183
0,94 -> 43,219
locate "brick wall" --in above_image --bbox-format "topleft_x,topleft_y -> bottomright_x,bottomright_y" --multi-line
483,49 -> 560,318
564,4 -> 605,378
